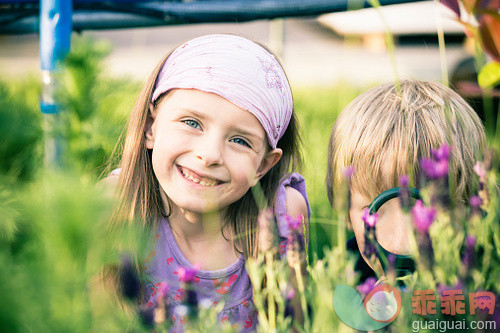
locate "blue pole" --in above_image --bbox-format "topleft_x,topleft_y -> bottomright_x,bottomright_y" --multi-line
40,0 -> 72,166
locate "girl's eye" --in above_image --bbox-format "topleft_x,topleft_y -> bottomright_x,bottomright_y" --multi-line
230,137 -> 251,148
182,119 -> 201,129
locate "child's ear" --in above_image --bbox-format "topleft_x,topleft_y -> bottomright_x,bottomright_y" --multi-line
251,148 -> 283,186
145,103 -> 156,149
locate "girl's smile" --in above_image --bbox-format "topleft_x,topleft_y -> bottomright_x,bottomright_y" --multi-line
177,165 -> 224,187
145,89 -> 282,214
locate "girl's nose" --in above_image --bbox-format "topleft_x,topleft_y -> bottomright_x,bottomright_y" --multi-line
194,136 -> 224,167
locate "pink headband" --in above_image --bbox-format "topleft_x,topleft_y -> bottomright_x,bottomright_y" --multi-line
151,34 -> 293,149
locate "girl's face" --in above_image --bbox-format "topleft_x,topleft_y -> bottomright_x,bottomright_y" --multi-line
145,89 -> 282,214
350,189 -> 412,266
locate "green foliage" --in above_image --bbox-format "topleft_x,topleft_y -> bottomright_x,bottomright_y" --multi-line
294,84 -> 363,259
0,77 -> 42,181
58,36 -> 139,176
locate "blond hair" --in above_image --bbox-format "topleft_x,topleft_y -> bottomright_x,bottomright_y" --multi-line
326,80 -> 486,205
110,44 -> 302,260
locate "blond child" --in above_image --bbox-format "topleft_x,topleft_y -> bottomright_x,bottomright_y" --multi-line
326,80 -> 486,277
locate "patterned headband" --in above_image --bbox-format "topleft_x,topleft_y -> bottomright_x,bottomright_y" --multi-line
151,34 -> 293,149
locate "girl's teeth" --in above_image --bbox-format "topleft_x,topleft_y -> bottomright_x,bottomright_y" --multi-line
181,168 -> 217,186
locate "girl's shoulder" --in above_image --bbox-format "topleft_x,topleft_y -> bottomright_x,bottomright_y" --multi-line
276,172 -> 311,220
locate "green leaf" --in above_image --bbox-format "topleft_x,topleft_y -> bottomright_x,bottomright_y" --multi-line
478,61 -> 500,89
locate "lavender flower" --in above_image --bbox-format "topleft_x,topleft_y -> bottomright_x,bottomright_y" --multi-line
283,287 -> 296,318
420,158 -> 449,179
399,175 -> 411,211
469,195 -> 482,209
362,208 -> 378,229
185,288 -> 199,320
420,144 -> 452,179
356,277 -> 377,298
462,235 -> 476,268
343,166 -> 354,180
177,264 -> 200,283
284,213 -> 306,259
363,239 -> 378,258
119,254 -> 141,301
431,144 -> 452,162
284,214 -> 303,231
138,304 -> 155,328
411,200 -> 436,234
474,161 -> 486,180
465,235 -> 476,249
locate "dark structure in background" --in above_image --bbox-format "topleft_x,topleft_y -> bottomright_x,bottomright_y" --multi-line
450,57 -> 499,134
1,0 -> 425,34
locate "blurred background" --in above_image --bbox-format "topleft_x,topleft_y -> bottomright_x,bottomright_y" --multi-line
1,1 -> 468,86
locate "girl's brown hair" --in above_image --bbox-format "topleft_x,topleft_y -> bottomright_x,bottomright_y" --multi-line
110,45 -> 302,260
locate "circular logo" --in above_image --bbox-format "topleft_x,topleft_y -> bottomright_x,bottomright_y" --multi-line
363,284 -> 402,323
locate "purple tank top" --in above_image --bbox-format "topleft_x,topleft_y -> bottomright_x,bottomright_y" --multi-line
143,172 -> 310,332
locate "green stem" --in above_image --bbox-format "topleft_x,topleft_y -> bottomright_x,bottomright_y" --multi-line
368,0 -> 400,89
265,252 -> 276,331
294,262 -> 310,331
434,0 -> 449,85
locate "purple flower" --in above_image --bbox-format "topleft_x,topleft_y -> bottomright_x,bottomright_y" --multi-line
286,288 -> 296,300
465,235 -> 476,249
185,288 -> 199,317
177,265 -> 200,283
356,277 -> 377,297
362,208 -> 378,228
411,200 -> 436,233
431,144 -> 452,162
399,175 -> 409,187
138,304 -> 155,328
343,166 -> 354,180
474,161 -> 486,179
420,158 -> 449,179
363,240 -> 378,258
284,288 -> 295,318
284,214 -> 302,231
119,254 -> 141,301
469,195 -> 483,209
399,175 -> 411,210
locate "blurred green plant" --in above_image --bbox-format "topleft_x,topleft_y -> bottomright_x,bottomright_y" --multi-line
0,76 -> 42,182
57,36 -> 139,176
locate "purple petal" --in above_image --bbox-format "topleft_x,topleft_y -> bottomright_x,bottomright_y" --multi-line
465,235 -> 476,249
399,175 -> 409,187
362,208 -> 378,228
474,161 -> 486,179
284,214 -> 302,231
343,166 -> 354,180
411,200 -> 436,233
469,195 -> 482,209
431,144 -> 452,162
357,277 -> 377,296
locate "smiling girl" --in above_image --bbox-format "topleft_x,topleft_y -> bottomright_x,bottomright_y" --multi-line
107,34 -> 310,331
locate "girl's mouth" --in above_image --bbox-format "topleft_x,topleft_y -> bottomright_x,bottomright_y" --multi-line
177,166 -> 222,187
